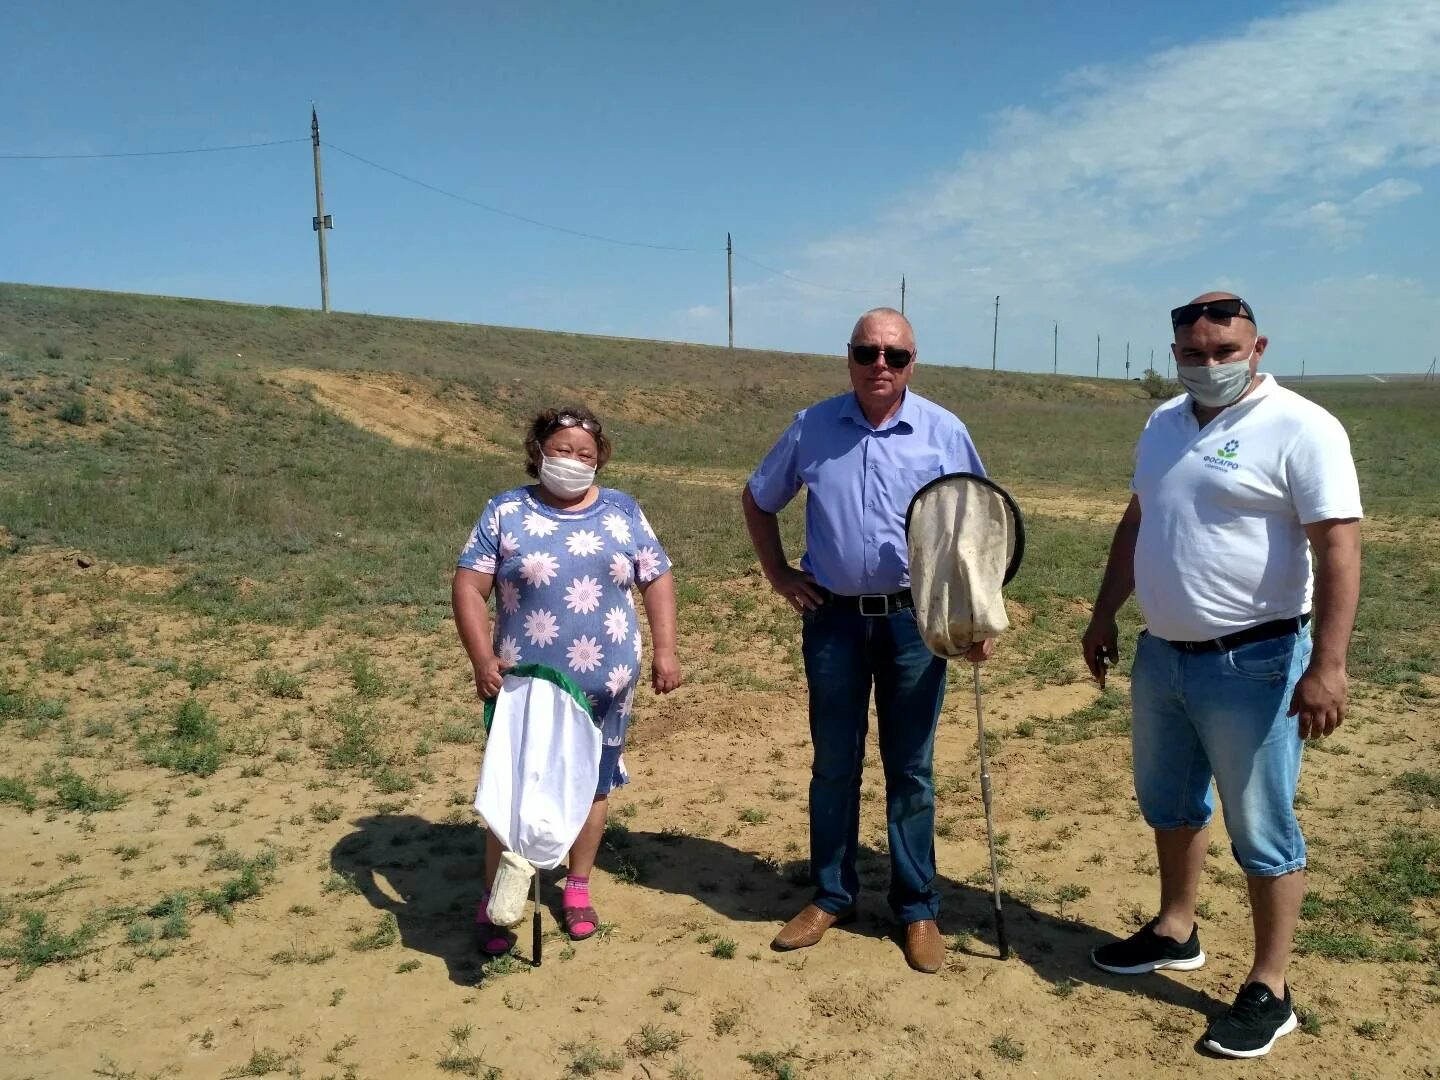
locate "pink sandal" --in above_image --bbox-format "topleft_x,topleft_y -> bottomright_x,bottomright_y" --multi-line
564,904 -> 599,941
475,903 -> 515,957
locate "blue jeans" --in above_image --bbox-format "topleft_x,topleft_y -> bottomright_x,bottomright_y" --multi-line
801,603 -> 948,923
1130,628 -> 1311,876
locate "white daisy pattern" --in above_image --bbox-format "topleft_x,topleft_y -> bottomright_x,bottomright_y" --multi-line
565,529 -> 604,557
522,511 -> 559,538
523,608 -> 559,648
519,551 -> 559,587
635,546 -> 662,582
605,664 -> 634,697
601,512 -> 631,545
565,575 -> 603,615
566,635 -> 604,674
603,606 -> 629,644
609,552 -> 632,587
459,488 -> 671,765
497,636 -> 522,666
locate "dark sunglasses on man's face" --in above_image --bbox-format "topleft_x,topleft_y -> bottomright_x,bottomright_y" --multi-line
1170,297 -> 1256,330
849,343 -> 915,369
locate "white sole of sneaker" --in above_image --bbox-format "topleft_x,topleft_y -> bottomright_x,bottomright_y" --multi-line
1202,1010 -> 1297,1058
1090,949 -> 1206,975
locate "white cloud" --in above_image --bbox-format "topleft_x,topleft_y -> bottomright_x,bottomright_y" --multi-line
1352,178 -> 1423,213
1272,177 -> 1423,247
682,304 -> 717,320
751,0 -> 1439,342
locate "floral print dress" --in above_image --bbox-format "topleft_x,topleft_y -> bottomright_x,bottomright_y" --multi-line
457,485 -> 672,787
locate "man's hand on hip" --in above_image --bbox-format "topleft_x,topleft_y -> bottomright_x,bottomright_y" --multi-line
768,566 -> 824,613
1289,661 -> 1347,739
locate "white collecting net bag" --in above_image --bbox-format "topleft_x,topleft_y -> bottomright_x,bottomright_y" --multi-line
475,663 -> 602,895
905,473 -> 1025,659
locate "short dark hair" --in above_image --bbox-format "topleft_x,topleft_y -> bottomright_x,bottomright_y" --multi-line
523,405 -> 612,478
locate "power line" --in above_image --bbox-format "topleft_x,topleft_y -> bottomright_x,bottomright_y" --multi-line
731,251 -> 891,296
0,137 -> 308,160
324,140 -> 707,253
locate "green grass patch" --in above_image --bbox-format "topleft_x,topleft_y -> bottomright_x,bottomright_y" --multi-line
0,910 -> 99,978
139,697 -> 226,777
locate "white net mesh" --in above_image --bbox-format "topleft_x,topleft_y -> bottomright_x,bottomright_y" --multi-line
906,474 -> 1022,658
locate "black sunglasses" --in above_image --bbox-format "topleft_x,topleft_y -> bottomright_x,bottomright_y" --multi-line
849,343 -> 915,369
1170,297 -> 1256,330
543,413 -> 601,438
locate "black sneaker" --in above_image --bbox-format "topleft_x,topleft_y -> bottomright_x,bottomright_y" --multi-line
1090,918 -> 1205,975
1202,982 -> 1297,1059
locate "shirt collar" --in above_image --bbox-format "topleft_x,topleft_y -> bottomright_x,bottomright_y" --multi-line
842,389 -> 916,432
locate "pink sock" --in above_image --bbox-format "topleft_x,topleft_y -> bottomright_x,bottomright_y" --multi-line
563,875 -> 591,909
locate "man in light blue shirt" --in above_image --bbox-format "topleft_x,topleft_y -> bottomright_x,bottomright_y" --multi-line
741,307 -> 993,974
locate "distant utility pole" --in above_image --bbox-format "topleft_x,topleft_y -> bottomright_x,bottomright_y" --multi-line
310,106 -> 333,314
1427,357 -> 1437,383
726,232 -> 734,349
1052,321 -> 1058,375
900,275 -> 906,316
1125,341 -> 1131,380
1301,358 -> 1306,382
1149,346 -> 1154,374
991,295 -> 1000,372
1095,334 -> 1100,378
1166,349 -> 1172,379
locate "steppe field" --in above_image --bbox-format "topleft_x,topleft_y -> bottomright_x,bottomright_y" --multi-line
0,282 -> 1437,1080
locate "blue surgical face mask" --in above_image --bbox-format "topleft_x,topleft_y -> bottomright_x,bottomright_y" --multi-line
1177,350 -> 1255,408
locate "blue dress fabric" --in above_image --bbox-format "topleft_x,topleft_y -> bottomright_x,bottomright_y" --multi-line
458,485 -> 672,790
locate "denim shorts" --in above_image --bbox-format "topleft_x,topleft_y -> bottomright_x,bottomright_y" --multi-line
1129,627 -> 1311,876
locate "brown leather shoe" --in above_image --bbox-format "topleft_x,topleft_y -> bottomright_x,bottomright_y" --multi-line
903,919 -> 946,973
771,903 -> 856,951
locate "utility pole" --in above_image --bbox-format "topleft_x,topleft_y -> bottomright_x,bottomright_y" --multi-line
1095,334 -> 1100,378
1300,357 -> 1306,382
991,295 -> 999,372
900,276 -> 906,316
1052,321 -> 1058,375
310,106 -> 333,313
726,232 -> 734,349
1426,357 -> 1436,383
1149,346 -> 1154,374
1125,341 -> 1131,380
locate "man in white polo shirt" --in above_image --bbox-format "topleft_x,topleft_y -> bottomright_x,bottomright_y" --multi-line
1081,292 -> 1362,1059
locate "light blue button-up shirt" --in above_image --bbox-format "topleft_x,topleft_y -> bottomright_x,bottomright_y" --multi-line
748,390 -> 985,595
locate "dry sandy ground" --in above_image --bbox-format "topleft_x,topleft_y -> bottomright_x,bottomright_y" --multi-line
1,374 -> 1437,1079
1,546 -> 1437,1080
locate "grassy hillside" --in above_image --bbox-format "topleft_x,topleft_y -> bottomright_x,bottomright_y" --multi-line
0,284 -> 1437,1077
1,280 -> 1437,684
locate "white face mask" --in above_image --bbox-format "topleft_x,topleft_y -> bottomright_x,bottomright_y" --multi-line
1177,350 -> 1255,408
538,454 -> 596,499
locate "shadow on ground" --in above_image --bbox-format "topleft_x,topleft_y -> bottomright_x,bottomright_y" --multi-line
333,816 -> 1226,1018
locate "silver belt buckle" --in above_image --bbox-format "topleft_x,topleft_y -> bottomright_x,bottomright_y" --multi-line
858,594 -> 889,617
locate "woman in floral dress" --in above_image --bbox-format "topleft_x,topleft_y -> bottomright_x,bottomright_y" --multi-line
453,405 -> 681,953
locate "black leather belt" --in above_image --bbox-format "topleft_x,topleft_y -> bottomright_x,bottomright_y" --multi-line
1159,613 -> 1310,654
822,588 -> 915,616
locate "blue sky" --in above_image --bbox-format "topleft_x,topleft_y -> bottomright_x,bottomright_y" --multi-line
3,0 -> 1437,376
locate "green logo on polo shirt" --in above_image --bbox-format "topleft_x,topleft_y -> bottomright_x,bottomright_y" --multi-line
1203,439 -> 1242,472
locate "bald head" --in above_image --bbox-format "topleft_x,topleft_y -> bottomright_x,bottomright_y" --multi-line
850,307 -> 915,348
